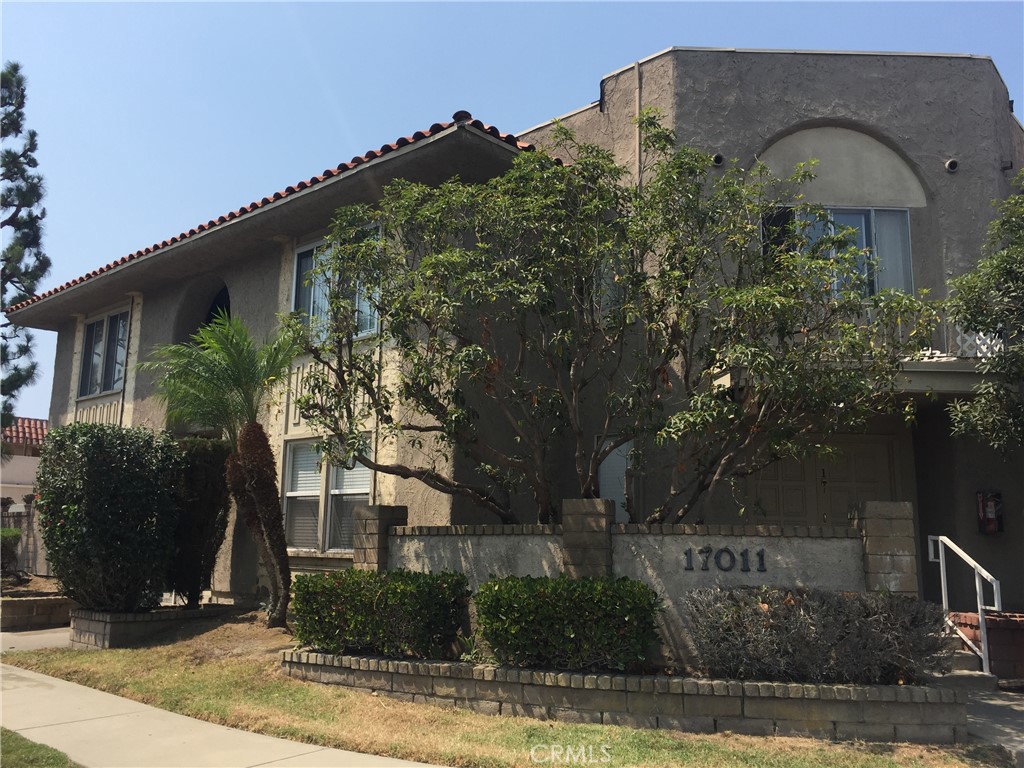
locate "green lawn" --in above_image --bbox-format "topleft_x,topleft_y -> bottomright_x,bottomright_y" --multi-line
0,613 -> 1012,768
1,728 -> 82,768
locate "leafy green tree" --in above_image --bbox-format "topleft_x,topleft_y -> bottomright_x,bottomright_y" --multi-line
1,62 -> 51,437
292,115 -> 933,524
141,311 -> 299,627
946,172 -> 1024,453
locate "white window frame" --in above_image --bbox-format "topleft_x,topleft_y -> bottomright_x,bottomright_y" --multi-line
292,239 -> 379,340
326,458 -> 371,552
77,308 -> 130,399
283,440 -> 323,550
282,438 -> 373,553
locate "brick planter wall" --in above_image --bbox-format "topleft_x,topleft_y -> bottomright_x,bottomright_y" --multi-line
1,596 -> 78,630
950,611 -> 1024,679
281,653 -> 967,744
70,605 -> 233,649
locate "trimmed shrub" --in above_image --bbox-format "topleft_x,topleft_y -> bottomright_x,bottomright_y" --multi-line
1,527 -> 21,574
36,423 -> 182,612
683,586 -> 951,685
475,575 -> 661,671
166,438 -> 231,608
292,569 -> 469,658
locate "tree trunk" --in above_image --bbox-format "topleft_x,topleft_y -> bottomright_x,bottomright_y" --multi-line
225,451 -> 284,622
236,422 -> 292,629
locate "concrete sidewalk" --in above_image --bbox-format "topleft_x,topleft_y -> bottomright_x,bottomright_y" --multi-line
1,664 -> 435,768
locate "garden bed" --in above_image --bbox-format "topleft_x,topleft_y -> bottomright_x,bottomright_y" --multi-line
281,652 -> 968,744
1,595 -> 79,631
71,605 -> 234,649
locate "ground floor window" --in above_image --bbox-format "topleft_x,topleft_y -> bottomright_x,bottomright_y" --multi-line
598,439 -> 633,524
284,440 -> 371,551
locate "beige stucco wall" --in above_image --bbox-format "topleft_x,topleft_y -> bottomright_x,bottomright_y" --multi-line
1,455 -> 39,498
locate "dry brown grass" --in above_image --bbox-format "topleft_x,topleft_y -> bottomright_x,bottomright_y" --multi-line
1,573 -> 62,598
2,611 -> 1012,768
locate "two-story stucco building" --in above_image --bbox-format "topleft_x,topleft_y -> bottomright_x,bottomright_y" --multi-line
6,48 -> 1023,612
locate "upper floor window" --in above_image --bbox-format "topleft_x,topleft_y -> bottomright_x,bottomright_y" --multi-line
822,208 -> 913,296
78,310 -> 129,398
294,245 -> 377,337
769,207 -> 913,296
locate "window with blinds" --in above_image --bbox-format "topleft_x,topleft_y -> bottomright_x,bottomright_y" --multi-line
283,440 -> 374,552
328,462 -> 371,550
284,441 -> 321,548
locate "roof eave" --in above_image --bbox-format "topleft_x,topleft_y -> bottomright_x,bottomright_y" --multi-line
8,122 -> 524,331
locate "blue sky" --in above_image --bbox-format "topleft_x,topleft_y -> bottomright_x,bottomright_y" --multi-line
2,1 -> 1023,420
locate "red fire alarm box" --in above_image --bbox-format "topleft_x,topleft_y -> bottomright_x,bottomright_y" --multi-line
976,491 -> 1004,534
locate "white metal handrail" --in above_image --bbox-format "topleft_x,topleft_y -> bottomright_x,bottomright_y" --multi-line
927,535 -> 1003,676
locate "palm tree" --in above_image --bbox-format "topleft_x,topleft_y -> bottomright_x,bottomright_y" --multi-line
141,310 -> 299,628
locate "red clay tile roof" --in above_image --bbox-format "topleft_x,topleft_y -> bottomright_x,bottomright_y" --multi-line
6,112 -> 532,314
2,417 -> 49,446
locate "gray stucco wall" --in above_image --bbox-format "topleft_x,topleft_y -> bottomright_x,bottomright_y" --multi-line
388,533 -> 564,590
521,49 -> 1023,300
614,531 -> 865,667
612,533 -> 865,592
389,527 -> 868,669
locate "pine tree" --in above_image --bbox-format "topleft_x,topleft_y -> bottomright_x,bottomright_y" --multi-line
1,61 -> 51,432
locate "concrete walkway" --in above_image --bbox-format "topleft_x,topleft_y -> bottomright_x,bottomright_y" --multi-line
2,626 -> 1022,766
1,661 -> 435,768
967,689 -> 1024,768
2,624 -> 72,652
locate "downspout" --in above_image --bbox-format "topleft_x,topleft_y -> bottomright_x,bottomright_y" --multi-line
635,60 -> 643,189
119,292 -> 136,427
372,330 -> 384,507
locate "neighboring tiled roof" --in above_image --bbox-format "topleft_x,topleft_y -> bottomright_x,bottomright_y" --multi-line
6,111 -> 532,313
2,417 -> 49,446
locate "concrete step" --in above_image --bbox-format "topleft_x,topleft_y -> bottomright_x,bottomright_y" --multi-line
925,670 -> 999,692
950,649 -> 982,672
941,633 -> 965,652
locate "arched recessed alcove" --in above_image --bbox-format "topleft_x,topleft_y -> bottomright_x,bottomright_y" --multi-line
170,278 -> 231,344
759,126 -> 926,208
203,285 -> 231,326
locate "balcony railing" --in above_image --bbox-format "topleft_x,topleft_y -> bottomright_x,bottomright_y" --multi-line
925,315 -> 1005,360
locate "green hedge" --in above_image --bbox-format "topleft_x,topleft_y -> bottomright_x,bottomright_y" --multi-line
292,569 -> 469,659
36,423 -> 182,612
683,587 -> 951,685
0,528 -> 20,574
475,575 -> 661,671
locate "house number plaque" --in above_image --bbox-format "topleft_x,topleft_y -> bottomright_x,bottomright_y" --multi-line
682,546 -> 766,573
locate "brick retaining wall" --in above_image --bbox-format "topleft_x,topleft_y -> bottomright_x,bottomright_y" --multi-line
281,652 -> 967,744
71,605 -> 234,649
1,596 -> 78,631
